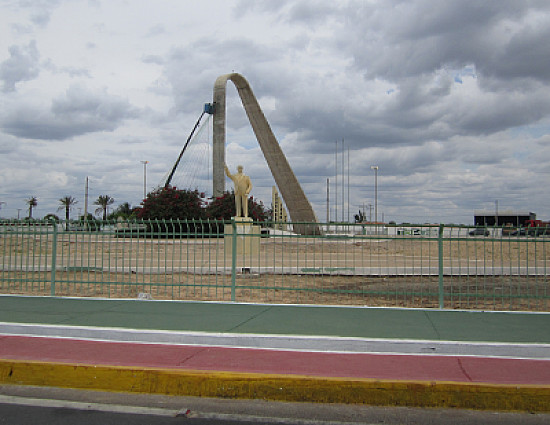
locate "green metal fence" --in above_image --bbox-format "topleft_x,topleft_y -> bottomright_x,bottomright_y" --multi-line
1,219 -> 548,311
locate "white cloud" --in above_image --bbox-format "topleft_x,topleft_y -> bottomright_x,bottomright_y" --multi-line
0,41 -> 40,92
2,83 -> 139,140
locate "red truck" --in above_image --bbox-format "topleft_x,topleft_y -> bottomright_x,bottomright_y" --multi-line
515,220 -> 550,236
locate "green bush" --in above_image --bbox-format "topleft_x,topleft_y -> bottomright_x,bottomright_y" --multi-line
137,187 -> 204,220
205,191 -> 270,222
77,213 -> 102,231
133,187 -> 269,238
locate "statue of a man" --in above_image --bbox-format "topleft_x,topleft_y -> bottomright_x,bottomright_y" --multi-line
224,164 -> 253,217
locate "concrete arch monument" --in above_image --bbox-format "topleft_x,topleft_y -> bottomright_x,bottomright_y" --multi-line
212,73 -> 319,235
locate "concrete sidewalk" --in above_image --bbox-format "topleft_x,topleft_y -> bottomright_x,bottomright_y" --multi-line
1,295 -> 550,411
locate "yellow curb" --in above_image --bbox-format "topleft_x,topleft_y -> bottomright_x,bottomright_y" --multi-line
1,359 -> 549,412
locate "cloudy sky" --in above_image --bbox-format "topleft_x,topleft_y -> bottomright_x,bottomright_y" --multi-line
1,0 -> 550,224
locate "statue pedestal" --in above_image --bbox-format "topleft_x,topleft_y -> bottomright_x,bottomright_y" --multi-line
224,217 -> 260,257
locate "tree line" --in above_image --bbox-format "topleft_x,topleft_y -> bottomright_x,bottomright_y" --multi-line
21,186 -> 270,222
23,195 -> 130,222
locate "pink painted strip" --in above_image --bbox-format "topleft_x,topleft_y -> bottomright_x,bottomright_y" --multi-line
1,335 -> 549,385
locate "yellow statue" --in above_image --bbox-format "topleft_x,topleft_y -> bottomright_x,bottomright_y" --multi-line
224,164 -> 252,217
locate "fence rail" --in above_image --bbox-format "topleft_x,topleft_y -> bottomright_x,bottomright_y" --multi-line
1,219 -> 548,311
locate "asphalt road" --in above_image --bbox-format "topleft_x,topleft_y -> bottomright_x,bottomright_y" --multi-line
0,403 -> 188,425
1,386 -> 550,425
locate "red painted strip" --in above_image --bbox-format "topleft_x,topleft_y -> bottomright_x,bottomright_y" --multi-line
1,335 -> 549,385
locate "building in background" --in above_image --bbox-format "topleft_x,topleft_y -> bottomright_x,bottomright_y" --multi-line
474,210 -> 536,227
272,186 -> 288,231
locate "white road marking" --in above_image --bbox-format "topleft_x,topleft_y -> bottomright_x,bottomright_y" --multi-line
2,322 -> 550,360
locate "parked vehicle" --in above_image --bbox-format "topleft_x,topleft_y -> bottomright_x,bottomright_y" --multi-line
512,227 -> 548,237
523,220 -> 550,237
469,228 -> 490,237
510,228 -> 527,237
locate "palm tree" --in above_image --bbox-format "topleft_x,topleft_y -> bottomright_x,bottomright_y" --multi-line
57,196 -> 78,222
26,196 -> 38,219
94,195 -> 114,220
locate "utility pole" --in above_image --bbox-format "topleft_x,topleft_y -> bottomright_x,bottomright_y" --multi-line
347,147 -> 350,224
141,160 -> 148,199
84,177 -> 89,221
341,139 -> 345,223
371,165 -> 379,224
326,178 -> 330,224
335,141 -> 338,225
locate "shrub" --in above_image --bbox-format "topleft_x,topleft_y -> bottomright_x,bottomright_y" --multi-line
44,214 -> 60,223
205,191 -> 270,222
77,213 -> 102,231
137,186 -> 204,220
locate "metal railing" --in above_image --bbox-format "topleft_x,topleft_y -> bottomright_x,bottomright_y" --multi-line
1,220 -> 548,311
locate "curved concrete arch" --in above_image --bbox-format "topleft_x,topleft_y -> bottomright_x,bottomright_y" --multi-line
213,73 -> 319,234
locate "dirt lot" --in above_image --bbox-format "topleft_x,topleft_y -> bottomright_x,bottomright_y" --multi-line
1,233 -> 549,311
3,271 -> 548,312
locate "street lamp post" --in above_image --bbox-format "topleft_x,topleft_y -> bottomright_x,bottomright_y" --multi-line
141,161 -> 148,199
370,165 -> 379,224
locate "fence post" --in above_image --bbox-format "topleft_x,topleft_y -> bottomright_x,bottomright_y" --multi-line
438,223 -> 444,309
50,222 -> 58,296
231,218 -> 237,301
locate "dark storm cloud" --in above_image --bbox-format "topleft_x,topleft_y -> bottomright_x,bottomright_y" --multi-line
0,41 -> 40,92
485,23 -> 550,82
164,37 -> 280,116
343,1 -> 550,85
228,0 -> 550,152
2,84 -> 139,140
450,84 -> 550,135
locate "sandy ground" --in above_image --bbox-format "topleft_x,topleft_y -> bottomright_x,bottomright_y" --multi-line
1,232 -> 549,311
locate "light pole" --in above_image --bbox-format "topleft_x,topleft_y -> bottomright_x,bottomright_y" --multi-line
371,165 -> 379,224
141,161 -> 148,199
